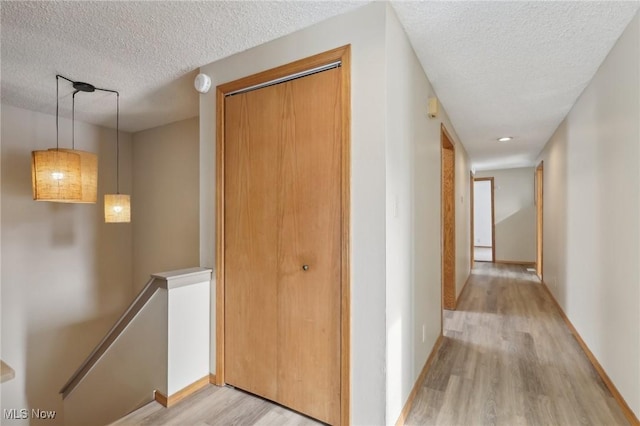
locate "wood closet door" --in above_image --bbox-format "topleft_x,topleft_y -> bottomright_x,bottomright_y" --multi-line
224,67 -> 342,425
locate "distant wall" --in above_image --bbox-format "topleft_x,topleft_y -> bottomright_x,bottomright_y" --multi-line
132,118 -> 199,291
1,104 -> 133,425
475,167 -> 535,263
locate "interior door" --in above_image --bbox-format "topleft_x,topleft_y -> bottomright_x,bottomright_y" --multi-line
224,67 -> 342,425
441,127 -> 456,310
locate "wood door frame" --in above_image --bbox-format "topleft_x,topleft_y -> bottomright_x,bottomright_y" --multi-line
470,171 -> 475,270
535,161 -> 544,279
214,45 -> 351,426
473,177 -> 496,262
441,124 -> 456,313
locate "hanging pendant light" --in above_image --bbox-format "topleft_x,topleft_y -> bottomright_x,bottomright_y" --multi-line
32,75 -> 103,203
104,194 -> 130,222
31,150 -> 82,201
53,148 -> 98,203
32,76 -> 83,202
105,92 -> 131,223
31,75 -> 128,215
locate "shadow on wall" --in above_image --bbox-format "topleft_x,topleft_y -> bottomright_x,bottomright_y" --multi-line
24,315 -> 117,425
495,205 -> 536,261
1,108 -> 133,425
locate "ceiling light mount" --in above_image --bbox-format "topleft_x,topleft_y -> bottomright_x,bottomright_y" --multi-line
497,136 -> 514,142
72,81 -> 96,93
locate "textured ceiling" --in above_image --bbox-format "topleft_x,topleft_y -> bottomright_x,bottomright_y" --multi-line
0,1 -> 367,132
391,1 -> 640,170
2,1 -> 639,170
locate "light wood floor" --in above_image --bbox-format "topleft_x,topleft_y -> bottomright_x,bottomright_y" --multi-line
114,263 -> 628,426
406,263 -> 629,426
111,385 -> 323,426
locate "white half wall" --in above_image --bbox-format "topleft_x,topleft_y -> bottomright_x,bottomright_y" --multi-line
199,3 -> 388,424
132,118 -> 200,291
1,105 -> 133,425
475,167 -> 536,263
167,281 -> 209,395
537,11 -> 639,418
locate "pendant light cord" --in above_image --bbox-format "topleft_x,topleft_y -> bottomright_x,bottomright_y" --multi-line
116,92 -> 120,194
72,91 -> 78,150
56,75 -> 59,151
55,74 -> 121,193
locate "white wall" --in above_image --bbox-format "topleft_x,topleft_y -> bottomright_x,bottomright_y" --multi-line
475,167 -> 536,263
1,104 -> 133,425
537,11 -> 639,417
384,5 -> 470,423
132,118 -> 200,290
199,3 -> 388,424
474,180 -> 492,247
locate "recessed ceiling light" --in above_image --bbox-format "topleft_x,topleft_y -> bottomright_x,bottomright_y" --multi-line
497,136 -> 514,142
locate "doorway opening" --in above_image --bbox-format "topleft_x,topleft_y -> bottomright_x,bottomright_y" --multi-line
473,177 -> 495,263
441,125 -> 456,311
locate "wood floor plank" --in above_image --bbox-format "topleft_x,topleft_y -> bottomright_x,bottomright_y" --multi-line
405,263 -> 630,426
111,385 -> 323,426
405,387 -> 444,425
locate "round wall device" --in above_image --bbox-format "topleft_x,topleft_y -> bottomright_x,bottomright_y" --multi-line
194,73 -> 211,94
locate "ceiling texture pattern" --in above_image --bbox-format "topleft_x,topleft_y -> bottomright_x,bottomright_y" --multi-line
0,1 -> 365,132
391,1 -> 640,170
2,1 -> 639,170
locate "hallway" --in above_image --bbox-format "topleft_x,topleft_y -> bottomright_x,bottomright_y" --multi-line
405,263 -> 628,425
113,263 -> 631,426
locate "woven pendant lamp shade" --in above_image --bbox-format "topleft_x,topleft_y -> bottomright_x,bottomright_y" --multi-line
104,194 -> 130,223
50,149 -> 98,203
31,150 -> 82,202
